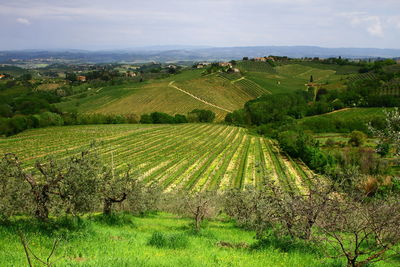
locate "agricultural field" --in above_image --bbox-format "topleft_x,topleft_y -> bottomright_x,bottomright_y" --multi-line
54,63 -> 364,120
236,61 -> 276,73
243,63 -> 348,94
56,70 -> 255,121
0,124 -> 313,193
301,107 -> 389,121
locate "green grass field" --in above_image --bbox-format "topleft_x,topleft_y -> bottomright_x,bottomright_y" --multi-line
0,124 -> 312,192
0,212 -> 349,267
301,107 -> 388,121
1,212 -> 399,267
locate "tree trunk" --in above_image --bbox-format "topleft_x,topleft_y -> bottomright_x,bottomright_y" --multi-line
103,194 -> 127,215
103,199 -> 113,215
33,186 -> 50,221
195,206 -> 202,231
347,257 -> 357,267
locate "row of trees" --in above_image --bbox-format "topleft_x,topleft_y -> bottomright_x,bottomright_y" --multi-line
140,109 -> 216,124
223,179 -> 400,267
0,108 -> 217,136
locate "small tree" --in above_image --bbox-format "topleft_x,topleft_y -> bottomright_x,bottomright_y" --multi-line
348,131 -> 367,147
0,154 -> 31,219
318,193 -> 400,267
177,191 -> 219,232
224,181 -> 334,240
0,147 -> 103,220
369,108 -> 400,156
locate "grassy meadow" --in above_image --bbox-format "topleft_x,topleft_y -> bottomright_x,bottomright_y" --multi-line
0,213 -> 338,267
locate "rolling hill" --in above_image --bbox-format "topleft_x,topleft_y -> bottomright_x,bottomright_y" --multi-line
55,62 -> 360,119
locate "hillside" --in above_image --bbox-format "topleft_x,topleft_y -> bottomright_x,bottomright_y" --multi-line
56,70 -> 257,120
0,124 -> 313,192
55,62 -> 362,120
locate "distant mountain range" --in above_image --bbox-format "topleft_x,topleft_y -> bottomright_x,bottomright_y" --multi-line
1,46 -> 400,63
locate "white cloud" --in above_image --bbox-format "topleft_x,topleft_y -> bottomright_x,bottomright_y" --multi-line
387,17 -> 400,30
16,17 -> 31,25
339,12 -> 384,37
366,18 -> 383,37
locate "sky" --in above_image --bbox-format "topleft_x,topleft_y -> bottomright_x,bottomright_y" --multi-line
0,0 -> 399,50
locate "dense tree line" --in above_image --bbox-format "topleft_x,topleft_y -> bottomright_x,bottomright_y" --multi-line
1,109 -> 217,136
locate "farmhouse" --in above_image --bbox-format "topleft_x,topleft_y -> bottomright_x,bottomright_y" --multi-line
196,62 -> 210,69
77,75 -> 86,82
232,68 -> 240,73
219,62 -> 232,67
254,57 -> 267,62
126,72 -> 137,77
396,59 -> 400,64
0,74 -> 5,79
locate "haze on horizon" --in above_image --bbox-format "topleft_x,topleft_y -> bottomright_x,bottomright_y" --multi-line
0,0 -> 399,51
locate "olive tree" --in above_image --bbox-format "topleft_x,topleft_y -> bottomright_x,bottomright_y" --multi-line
173,191 -> 220,232
317,193 -> 400,267
0,148 -> 103,220
0,154 -> 31,219
224,180 -> 334,240
369,107 -> 400,156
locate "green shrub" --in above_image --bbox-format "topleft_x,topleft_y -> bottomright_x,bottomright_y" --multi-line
348,130 -> 367,147
148,231 -> 189,249
89,213 -> 134,226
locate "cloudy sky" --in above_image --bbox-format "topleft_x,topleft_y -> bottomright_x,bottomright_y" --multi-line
1,0 -> 399,50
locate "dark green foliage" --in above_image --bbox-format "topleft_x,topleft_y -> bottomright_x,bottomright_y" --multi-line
278,130 -> 334,173
376,142 -> 390,157
348,131 -> 367,147
150,112 -> 175,124
244,91 -> 310,125
251,230 -> 318,254
174,114 -> 188,123
188,109 -> 216,123
13,96 -> 51,115
300,116 -> 375,133
139,114 -> 153,124
0,104 -> 13,117
139,112 -> 188,124
89,213 -> 134,226
225,109 -> 247,125
148,231 -> 189,249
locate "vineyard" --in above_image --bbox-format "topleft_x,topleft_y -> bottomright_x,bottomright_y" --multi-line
236,61 -> 277,73
218,73 -> 271,97
379,78 -> 400,96
346,72 -> 377,83
0,124 -> 312,192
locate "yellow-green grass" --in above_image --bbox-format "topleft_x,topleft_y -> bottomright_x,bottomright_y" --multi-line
1,212 -> 380,267
0,124 -> 311,192
244,64 -> 348,94
236,61 -> 276,73
301,107 -> 388,121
